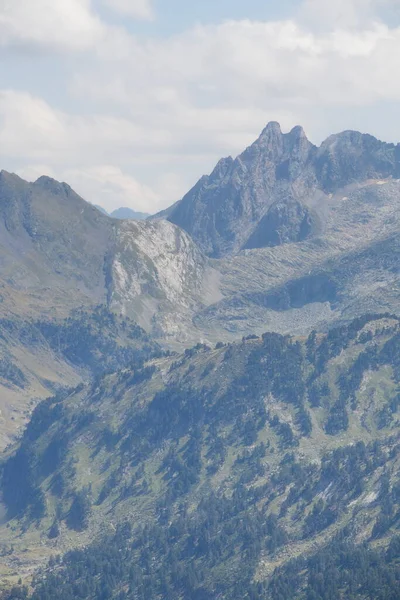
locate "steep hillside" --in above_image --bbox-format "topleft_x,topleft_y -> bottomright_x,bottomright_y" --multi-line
1,315 -> 399,597
0,308 -> 161,449
0,170 -> 218,446
0,171 -> 216,340
107,219 -> 220,339
2,130 -> 400,352
2,126 -> 400,452
167,123 -> 400,258
197,179 -> 400,341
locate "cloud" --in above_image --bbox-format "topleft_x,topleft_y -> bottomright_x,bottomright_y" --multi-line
0,0 -> 104,52
102,0 -> 154,20
18,163 -> 159,213
299,0 -> 399,29
60,165 -> 160,213
71,18 -> 400,122
2,2 -> 400,213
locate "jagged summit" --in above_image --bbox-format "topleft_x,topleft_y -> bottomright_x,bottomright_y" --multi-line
167,123 -> 400,257
258,120 -> 282,138
289,124 -> 307,138
250,122 -> 313,158
33,175 -> 77,199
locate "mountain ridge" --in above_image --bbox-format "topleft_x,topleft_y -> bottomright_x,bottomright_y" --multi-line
0,314 -> 399,594
0,124 -> 399,598
167,123 -> 400,257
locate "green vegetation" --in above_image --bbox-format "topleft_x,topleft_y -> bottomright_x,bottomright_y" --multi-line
0,315 -> 399,598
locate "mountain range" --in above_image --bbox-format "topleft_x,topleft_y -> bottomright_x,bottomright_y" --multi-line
0,123 -> 399,598
167,122 -> 400,257
95,206 -> 151,220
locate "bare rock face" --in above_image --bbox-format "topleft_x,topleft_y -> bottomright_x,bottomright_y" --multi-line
0,172 -> 216,341
244,196 -> 320,250
107,219 -> 217,340
315,130 -> 400,192
167,124 -> 400,257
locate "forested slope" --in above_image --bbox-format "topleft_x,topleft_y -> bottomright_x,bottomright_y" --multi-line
0,315 -> 399,598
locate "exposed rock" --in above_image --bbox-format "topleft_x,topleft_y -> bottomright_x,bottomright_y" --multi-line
167,124 -> 400,257
244,196 -> 320,249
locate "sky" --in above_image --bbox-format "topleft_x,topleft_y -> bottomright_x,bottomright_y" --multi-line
1,1 -> 400,213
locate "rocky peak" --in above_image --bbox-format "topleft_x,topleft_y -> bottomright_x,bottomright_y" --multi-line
243,122 -> 314,167
0,170 -> 27,193
209,156 -> 234,182
289,125 -> 307,139
258,120 -> 283,140
167,123 -> 400,257
248,121 -> 284,158
34,175 -> 73,197
316,130 -> 400,192
287,125 -> 314,157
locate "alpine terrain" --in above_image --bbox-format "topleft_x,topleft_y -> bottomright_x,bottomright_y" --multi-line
0,124 -> 399,600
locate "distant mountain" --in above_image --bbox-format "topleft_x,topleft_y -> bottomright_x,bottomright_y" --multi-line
0,171 -> 213,341
167,123 -> 400,257
92,206 -> 151,220
0,171 -> 218,444
1,126 -> 400,599
148,199 -> 181,221
110,207 -> 150,220
94,204 -> 109,215
1,126 -> 400,433
2,122 -> 400,350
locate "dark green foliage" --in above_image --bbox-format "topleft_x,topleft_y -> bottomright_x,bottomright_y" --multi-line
0,357 -> 27,388
48,521 -> 60,539
269,534 -> 400,600
325,399 -> 349,435
296,406 -> 312,436
338,345 -> 379,405
0,586 -> 29,599
308,380 -> 330,408
1,447 -> 44,518
24,392 -> 65,443
303,499 -> 338,536
2,316 -> 400,600
270,416 -> 297,448
36,307 -> 161,376
66,490 -> 92,531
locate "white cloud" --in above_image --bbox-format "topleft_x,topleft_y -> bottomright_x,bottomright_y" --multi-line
17,162 -> 161,213
2,2 -> 400,213
102,0 -> 154,20
71,18 -> 400,120
61,165 -> 159,213
0,0 -> 104,52
299,0 -> 399,29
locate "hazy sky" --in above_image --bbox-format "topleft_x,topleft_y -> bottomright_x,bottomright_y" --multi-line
1,0 -> 400,213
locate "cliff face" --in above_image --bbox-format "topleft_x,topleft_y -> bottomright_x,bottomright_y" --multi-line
0,171 -> 216,341
167,124 -> 400,257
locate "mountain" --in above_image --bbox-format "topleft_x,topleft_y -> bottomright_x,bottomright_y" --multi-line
2,122 -> 400,445
0,315 -> 399,596
93,207 -> 151,220
0,171 -> 217,445
110,207 -> 150,220
163,125 -> 400,342
3,126 -> 400,354
0,171 -> 217,340
0,307 -> 161,449
149,199 -> 181,221
167,123 -> 400,257
0,125 -> 400,599
94,205 -> 109,215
